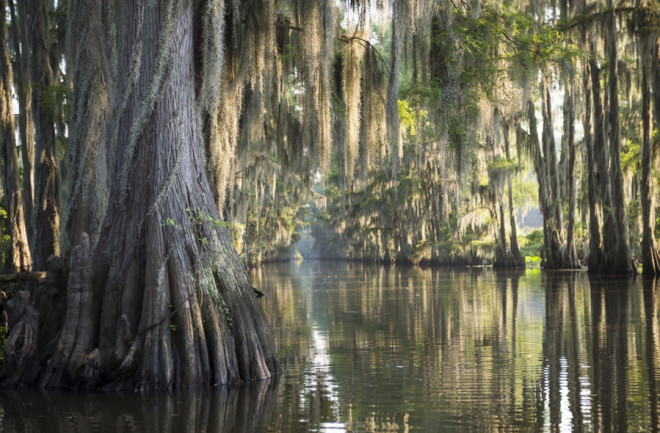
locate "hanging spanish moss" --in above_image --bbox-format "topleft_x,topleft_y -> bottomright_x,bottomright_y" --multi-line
203,0 -> 275,212
298,0 -> 335,175
385,1 -> 405,174
343,40 -> 364,181
359,45 -> 386,184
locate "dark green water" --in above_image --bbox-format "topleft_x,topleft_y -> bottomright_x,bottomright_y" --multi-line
0,261 -> 659,432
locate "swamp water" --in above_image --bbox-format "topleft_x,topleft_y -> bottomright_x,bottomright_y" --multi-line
0,261 -> 658,432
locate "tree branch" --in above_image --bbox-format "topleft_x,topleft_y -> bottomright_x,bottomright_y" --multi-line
558,6 -> 640,31
0,272 -> 47,282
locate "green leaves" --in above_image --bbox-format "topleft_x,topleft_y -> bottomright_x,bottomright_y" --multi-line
488,157 -> 518,175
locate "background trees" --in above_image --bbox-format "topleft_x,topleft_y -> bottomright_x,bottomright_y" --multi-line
2,0 -> 658,273
0,0 -> 657,388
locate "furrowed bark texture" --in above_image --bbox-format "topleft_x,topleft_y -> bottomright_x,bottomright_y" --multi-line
587,38 -> 607,272
8,0 -> 35,226
0,4 -> 31,272
61,0 -> 111,254
605,6 -> 635,274
90,0 -> 277,390
27,0 -> 60,270
3,0 -> 278,390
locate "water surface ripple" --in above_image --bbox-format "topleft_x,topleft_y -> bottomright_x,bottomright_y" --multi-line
0,261 -> 658,432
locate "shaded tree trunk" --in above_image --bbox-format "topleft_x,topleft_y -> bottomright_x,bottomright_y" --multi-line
9,0 -> 278,390
525,81 -> 579,270
583,47 -> 602,271
588,36 -> 609,273
494,197 -> 508,265
562,85 -> 580,268
601,8 -> 636,274
640,33 -> 660,275
0,2 -> 31,272
8,0 -> 34,227
527,89 -> 565,269
61,0 -> 111,254
504,124 -> 524,266
539,84 -> 566,269
493,122 -> 524,268
27,0 -> 60,270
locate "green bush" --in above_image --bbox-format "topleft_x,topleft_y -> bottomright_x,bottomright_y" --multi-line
0,207 -> 11,266
519,229 -> 543,264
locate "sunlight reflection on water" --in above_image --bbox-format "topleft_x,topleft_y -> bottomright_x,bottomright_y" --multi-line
0,263 -> 658,432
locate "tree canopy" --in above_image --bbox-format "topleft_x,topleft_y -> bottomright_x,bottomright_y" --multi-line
0,0 -> 658,389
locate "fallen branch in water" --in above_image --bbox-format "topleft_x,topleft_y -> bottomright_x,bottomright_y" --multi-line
0,272 -> 47,283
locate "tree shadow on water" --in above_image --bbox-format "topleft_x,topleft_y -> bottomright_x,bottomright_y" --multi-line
0,376 -> 279,433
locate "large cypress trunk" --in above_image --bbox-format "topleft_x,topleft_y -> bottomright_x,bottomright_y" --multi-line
527,88 -> 572,270
602,7 -> 636,274
61,0 -> 111,254
584,78 -> 602,270
493,123 -> 524,269
588,37 -> 608,272
3,0 -> 278,390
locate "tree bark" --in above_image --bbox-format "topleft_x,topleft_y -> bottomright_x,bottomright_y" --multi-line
602,7 -> 636,274
25,0 -> 276,390
494,197 -> 509,266
8,0 -> 34,227
562,85 -> 580,268
493,122 -> 524,268
27,0 -> 60,270
641,33 -> 660,275
504,123 -> 524,266
539,84 -> 566,269
61,0 -> 111,254
588,37 -> 609,272
0,2 -> 31,272
527,87 -> 560,269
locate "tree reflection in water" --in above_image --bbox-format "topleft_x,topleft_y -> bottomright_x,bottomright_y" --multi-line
0,263 -> 659,432
0,379 -> 277,433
